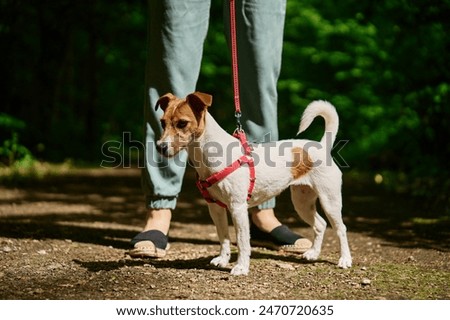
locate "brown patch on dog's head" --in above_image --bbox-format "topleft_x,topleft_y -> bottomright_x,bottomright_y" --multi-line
155,93 -> 176,111
155,92 -> 212,157
186,92 -> 212,113
291,147 -> 313,179
186,92 -> 212,136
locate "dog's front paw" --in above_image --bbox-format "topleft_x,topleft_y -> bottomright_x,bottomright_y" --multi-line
230,264 -> 249,276
302,248 -> 320,261
210,255 -> 230,268
338,256 -> 352,269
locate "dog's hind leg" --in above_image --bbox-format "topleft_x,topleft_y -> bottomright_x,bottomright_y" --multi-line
290,185 -> 326,262
317,187 -> 352,269
208,203 -> 231,268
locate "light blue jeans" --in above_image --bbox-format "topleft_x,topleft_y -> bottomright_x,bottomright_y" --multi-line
143,0 -> 287,210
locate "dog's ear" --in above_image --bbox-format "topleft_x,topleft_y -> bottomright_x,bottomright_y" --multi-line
155,93 -> 176,111
186,92 -> 212,113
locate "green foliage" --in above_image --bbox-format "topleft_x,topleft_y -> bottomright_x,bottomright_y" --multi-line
278,0 -> 450,175
0,113 -> 34,167
1,0 -> 147,161
0,113 -> 25,131
1,0 -> 448,201
0,132 -> 34,167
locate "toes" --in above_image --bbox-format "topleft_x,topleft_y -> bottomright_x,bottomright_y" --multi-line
210,256 -> 229,268
230,264 -> 249,276
338,257 -> 352,269
302,249 -> 320,261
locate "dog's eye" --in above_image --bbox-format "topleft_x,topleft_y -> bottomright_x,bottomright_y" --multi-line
176,120 -> 188,129
160,119 -> 166,129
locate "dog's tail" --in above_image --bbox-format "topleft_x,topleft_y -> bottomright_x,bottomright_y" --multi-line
297,100 -> 339,145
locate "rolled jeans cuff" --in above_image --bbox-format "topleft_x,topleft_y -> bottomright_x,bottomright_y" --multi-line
258,198 -> 276,210
146,196 -> 178,210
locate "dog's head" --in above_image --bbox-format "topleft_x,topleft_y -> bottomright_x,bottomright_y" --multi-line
155,92 -> 212,157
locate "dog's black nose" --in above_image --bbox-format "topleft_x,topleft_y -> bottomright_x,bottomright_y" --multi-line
157,141 -> 169,155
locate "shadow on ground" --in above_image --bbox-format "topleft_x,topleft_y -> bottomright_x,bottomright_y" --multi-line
0,167 -> 448,252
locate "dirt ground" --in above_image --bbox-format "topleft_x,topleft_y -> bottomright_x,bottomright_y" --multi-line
0,167 -> 448,300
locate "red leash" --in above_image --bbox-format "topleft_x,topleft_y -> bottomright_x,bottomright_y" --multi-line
229,0 -> 241,116
196,0 -> 256,208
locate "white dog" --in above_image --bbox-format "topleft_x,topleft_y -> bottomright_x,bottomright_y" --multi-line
155,92 -> 352,275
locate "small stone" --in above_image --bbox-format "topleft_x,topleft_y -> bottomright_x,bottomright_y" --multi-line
37,250 -> 47,255
408,256 -> 416,262
2,246 -> 12,253
361,278 -> 371,286
47,263 -> 62,270
276,262 -> 295,270
361,266 -> 367,271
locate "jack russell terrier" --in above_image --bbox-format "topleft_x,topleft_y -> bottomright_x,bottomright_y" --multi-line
155,92 -> 352,275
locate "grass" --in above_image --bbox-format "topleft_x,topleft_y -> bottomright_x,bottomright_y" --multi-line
0,159 -> 74,183
367,263 -> 450,299
289,262 -> 450,300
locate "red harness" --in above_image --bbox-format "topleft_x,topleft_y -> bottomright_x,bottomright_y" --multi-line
196,0 -> 256,208
196,131 -> 256,208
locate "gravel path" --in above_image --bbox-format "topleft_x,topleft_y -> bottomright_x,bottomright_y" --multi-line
0,168 -> 448,299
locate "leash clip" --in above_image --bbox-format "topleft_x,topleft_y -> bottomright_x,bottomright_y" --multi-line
235,111 -> 243,131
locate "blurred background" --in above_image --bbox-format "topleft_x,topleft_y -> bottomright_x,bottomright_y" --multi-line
0,0 -> 448,210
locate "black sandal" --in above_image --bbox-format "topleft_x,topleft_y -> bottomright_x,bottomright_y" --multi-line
250,223 -> 312,253
128,230 -> 170,258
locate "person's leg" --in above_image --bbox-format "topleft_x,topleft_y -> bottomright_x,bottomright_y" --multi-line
224,0 -> 286,210
224,0 -> 311,252
143,0 -> 211,209
130,0 -> 211,258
